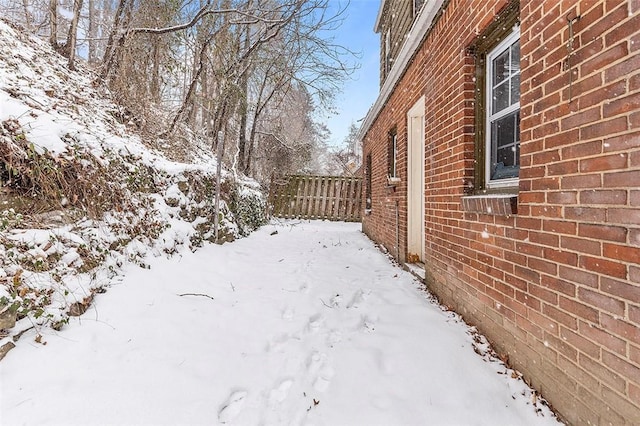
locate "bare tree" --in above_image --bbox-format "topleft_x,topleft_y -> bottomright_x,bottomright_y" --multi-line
48,0 -> 57,47
62,0 -> 83,69
20,0 -> 32,30
100,0 -> 134,81
86,0 -> 98,63
0,0 -> 357,181
234,0 -> 357,176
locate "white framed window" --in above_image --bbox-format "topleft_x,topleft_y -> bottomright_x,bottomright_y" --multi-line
485,27 -> 520,188
413,0 -> 425,17
388,129 -> 398,178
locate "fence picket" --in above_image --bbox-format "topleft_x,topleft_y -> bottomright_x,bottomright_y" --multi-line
306,176 -> 314,218
319,178 -> 329,219
269,175 -> 362,222
313,177 -> 322,219
300,177 -> 310,217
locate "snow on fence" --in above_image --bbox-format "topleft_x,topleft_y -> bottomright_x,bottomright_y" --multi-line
269,175 -> 362,222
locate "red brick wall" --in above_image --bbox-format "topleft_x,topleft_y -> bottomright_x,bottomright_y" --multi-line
362,0 -> 640,424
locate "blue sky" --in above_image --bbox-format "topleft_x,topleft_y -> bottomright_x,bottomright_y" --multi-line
324,0 -> 380,148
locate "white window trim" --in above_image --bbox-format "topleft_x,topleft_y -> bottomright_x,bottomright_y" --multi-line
485,26 -> 520,189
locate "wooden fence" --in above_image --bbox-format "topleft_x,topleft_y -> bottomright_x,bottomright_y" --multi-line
269,175 -> 362,222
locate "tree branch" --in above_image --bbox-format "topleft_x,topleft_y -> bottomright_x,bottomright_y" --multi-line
177,293 -> 215,300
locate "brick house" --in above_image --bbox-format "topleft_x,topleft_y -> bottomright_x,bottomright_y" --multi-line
359,0 -> 640,424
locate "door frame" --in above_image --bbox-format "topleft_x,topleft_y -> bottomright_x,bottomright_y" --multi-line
406,96 -> 425,263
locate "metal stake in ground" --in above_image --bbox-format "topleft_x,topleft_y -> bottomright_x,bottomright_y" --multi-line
214,130 -> 224,243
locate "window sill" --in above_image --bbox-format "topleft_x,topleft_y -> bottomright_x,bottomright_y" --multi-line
387,176 -> 401,185
461,193 -> 518,216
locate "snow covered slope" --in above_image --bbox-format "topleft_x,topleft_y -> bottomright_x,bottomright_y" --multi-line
0,19 -> 265,343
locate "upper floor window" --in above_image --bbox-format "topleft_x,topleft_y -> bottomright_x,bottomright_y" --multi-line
413,0 -> 425,17
485,29 -> 520,187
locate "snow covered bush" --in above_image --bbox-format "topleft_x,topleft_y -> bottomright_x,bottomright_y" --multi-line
230,183 -> 267,237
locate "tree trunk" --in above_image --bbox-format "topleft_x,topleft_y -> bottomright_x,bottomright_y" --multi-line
49,0 -> 57,48
65,0 -> 84,70
245,125 -> 256,176
150,40 -> 161,101
100,0 -> 131,81
237,23 -> 251,174
238,97 -> 248,173
166,35 -> 213,135
21,0 -> 32,31
87,0 -> 97,64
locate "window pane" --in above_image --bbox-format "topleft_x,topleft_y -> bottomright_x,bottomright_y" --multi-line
492,50 -> 509,86
393,134 -> 397,176
510,41 -> 520,106
490,111 -> 520,180
388,132 -> 397,177
497,146 -> 515,167
511,74 -> 520,106
493,81 -> 509,112
491,39 -> 520,112
493,113 -> 515,149
510,40 -> 520,72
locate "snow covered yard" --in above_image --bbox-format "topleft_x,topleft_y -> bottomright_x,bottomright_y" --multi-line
0,220 -> 560,426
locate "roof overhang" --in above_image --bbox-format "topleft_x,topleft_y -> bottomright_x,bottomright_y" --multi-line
359,0 -> 447,142
374,0 -> 387,32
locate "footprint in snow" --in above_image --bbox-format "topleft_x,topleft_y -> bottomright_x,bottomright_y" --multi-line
307,351 -> 327,375
313,367 -> 335,393
299,282 -> 311,294
306,314 -> 323,333
330,293 -> 343,307
282,307 -> 294,321
266,333 -> 297,353
327,329 -> 343,347
218,390 -> 247,423
347,289 -> 371,309
360,315 -> 377,333
306,352 -> 334,392
269,379 -> 293,404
